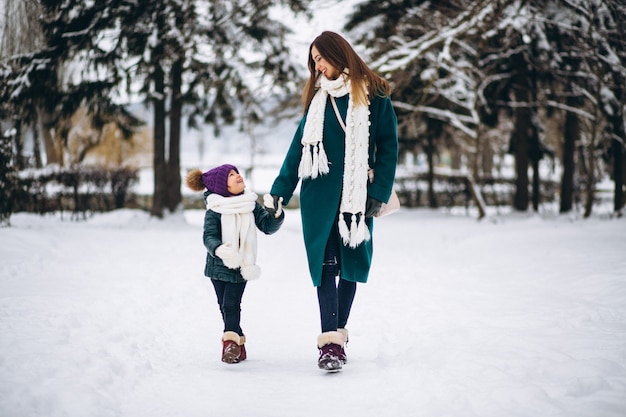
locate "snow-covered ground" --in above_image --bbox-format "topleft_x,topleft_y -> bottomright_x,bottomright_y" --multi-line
1,206 -> 625,417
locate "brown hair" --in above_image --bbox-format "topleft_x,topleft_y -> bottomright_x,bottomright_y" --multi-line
302,31 -> 391,112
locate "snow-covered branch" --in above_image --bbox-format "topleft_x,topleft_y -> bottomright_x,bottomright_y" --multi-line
373,0 -> 495,73
393,101 -> 478,138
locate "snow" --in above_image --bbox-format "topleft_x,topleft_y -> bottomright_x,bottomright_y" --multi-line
1,207 -> 625,417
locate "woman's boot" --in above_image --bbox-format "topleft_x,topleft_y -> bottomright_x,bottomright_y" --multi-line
337,328 -> 348,364
317,331 -> 345,371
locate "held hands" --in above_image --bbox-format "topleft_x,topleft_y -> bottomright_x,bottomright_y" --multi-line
263,194 -> 283,218
215,243 -> 242,269
365,196 -> 383,218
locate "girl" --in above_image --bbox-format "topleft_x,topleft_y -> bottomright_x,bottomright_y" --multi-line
187,164 -> 284,364
268,31 -> 398,371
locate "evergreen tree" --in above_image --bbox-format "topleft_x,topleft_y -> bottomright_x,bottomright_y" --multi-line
136,0 -> 308,216
2,0 -> 308,217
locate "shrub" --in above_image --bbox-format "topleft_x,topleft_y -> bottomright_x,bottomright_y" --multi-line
0,137 -> 19,226
14,166 -> 139,220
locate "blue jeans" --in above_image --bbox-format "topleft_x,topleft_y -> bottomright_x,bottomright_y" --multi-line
317,227 -> 357,333
211,279 -> 247,336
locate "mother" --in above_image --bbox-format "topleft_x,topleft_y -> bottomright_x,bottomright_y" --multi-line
269,31 -> 398,371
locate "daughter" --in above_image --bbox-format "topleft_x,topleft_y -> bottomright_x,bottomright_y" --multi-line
186,164 -> 284,364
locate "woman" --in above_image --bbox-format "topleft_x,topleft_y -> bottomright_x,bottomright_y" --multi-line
269,31 -> 398,371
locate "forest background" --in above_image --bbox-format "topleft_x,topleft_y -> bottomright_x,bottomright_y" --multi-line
1,0 -> 625,224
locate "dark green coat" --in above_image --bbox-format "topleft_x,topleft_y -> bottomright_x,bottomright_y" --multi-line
203,192 -> 284,283
271,94 -> 398,286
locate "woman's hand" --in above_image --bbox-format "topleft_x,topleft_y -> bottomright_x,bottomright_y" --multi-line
365,197 -> 382,218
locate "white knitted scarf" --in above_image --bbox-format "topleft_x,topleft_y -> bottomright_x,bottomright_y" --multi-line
205,191 -> 260,280
299,72 -> 371,248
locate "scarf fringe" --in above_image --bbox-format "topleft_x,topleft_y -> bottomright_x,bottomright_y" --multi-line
312,144 -> 319,178
298,145 -> 313,178
298,143 -> 330,180
357,215 -> 370,242
338,213 -> 371,248
318,142 -> 330,175
349,214 -> 358,247
338,216 -> 350,246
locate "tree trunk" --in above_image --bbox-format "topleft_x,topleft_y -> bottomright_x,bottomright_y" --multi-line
612,139 -> 624,214
583,134 -> 596,218
426,133 -> 437,208
477,123 -> 494,178
167,57 -> 183,212
531,151 -> 540,211
513,103 -> 530,211
151,63 -> 167,218
12,119 -> 25,170
472,133 -> 481,179
151,11 -> 167,218
451,146 -> 462,170
37,105 -> 62,166
509,48 -> 535,212
32,112 -> 43,168
560,100 -> 578,213
609,72 -> 625,214
528,109 -> 542,212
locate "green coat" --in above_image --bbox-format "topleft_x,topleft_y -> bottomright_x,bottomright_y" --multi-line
203,192 -> 284,283
271,94 -> 398,286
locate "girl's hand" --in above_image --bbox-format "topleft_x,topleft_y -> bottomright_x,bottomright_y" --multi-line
263,194 -> 283,218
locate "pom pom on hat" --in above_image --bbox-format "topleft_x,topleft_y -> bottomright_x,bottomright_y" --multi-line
185,168 -> 206,192
201,164 -> 239,197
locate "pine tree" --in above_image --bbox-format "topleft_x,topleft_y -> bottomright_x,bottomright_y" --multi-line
129,0 -> 308,217
2,0 -> 308,217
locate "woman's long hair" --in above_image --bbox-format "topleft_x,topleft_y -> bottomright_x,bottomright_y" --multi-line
302,31 -> 391,113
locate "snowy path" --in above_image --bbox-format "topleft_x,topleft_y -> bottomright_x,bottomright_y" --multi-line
1,209 -> 625,417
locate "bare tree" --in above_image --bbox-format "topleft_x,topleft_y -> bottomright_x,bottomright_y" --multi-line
347,0 -> 625,215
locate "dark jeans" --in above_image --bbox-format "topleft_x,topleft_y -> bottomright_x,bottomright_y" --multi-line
211,279 -> 247,336
317,228 -> 357,333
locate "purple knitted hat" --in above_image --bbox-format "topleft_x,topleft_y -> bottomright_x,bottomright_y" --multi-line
201,164 -> 239,197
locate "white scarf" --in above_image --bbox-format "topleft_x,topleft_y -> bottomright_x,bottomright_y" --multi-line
205,191 -> 260,280
299,72 -> 371,248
